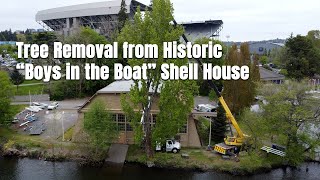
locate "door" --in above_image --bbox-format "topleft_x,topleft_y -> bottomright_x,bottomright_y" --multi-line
166,140 -> 173,152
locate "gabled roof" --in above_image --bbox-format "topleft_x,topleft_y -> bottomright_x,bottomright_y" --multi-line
259,67 -> 285,81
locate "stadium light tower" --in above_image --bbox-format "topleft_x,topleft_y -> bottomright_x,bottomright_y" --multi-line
226,35 -> 230,58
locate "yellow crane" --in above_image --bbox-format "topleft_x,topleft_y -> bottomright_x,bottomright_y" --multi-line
172,20 -> 249,156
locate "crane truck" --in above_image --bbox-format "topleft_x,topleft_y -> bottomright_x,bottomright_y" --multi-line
172,20 -> 250,156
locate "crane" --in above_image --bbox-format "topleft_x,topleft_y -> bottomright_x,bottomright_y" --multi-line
172,20 -> 249,155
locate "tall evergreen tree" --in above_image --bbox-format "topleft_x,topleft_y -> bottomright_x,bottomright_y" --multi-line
211,102 -> 227,143
10,68 -> 24,91
117,0 -> 128,32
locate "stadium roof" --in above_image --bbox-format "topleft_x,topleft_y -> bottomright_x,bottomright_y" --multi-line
36,0 -> 147,21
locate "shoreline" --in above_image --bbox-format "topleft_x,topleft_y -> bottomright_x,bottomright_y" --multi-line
1,145 -> 319,176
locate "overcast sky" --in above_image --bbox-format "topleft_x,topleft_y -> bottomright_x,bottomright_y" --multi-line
1,0 -> 319,41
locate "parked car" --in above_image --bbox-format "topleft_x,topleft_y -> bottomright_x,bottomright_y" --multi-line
195,104 -> 217,112
48,102 -> 59,110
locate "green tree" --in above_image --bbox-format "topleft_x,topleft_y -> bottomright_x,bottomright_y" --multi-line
118,0 -> 197,159
285,35 -> 320,80
242,81 -> 320,166
117,0 -> 128,32
211,102 -> 227,143
51,27 -> 114,100
10,68 -> 24,91
251,54 -> 260,82
195,37 -> 225,96
0,71 -> 14,126
83,100 -> 118,152
259,55 -> 268,65
223,43 -> 257,114
307,30 -> 320,49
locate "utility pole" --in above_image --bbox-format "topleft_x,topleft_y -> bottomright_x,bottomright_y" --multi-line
208,118 -> 212,146
62,111 -> 65,141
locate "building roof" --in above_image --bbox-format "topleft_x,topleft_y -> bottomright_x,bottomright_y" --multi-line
259,67 -> 285,81
35,0 -> 146,21
97,80 -> 161,94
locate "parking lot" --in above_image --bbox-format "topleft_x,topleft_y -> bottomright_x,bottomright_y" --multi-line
12,99 -> 87,140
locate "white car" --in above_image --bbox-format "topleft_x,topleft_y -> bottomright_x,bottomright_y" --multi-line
47,102 -> 59,110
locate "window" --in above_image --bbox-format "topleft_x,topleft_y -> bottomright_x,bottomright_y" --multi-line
118,123 -> 126,131
179,124 -> 187,134
152,114 -> 157,124
112,114 -> 117,122
118,114 -> 125,122
126,123 -> 133,131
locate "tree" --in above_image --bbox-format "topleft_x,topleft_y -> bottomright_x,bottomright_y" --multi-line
51,27 -> 114,100
195,37 -> 225,96
211,102 -> 227,143
10,68 -> 24,91
307,30 -> 320,49
222,43 -> 257,114
83,100 -> 118,153
0,71 -> 14,126
251,54 -> 260,82
285,35 -> 320,80
242,81 -> 320,166
117,0 -> 128,32
118,0 -> 196,159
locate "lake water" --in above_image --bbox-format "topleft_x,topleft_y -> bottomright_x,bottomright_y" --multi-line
0,157 -> 319,180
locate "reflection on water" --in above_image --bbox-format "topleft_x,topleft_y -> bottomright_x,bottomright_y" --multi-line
0,157 -> 319,180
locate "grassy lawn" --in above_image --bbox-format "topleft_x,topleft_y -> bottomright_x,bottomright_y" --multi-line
22,80 -> 43,84
0,128 -> 51,149
13,84 -> 46,96
126,145 -> 284,175
11,104 -> 28,115
58,126 -> 74,141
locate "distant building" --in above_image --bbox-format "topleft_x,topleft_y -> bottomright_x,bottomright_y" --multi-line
249,42 -> 284,55
14,30 -> 24,34
259,67 -> 285,84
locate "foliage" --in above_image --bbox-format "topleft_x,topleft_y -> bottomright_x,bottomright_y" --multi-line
194,37 -> 225,96
241,81 -> 320,166
118,0 -> 128,32
222,43 -> 258,114
211,102 -> 227,144
284,34 -> 320,80
259,56 -> 268,65
251,54 -> 260,82
153,80 -> 198,144
10,68 -> 24,91
83,100 -> 118,151
51,27 -> 114,99
0,71 -> 14,126
118,0 -> 196,158
0,29 -> 17,41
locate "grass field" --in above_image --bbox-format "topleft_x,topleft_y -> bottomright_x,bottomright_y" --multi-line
13,84 -> 46,96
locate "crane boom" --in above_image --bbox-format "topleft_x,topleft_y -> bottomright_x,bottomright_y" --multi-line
172,20 -> 246,150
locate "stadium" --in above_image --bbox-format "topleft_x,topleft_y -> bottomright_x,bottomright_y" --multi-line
35,0 -> 223,41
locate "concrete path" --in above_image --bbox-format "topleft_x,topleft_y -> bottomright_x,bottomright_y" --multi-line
105,144 -> 129,165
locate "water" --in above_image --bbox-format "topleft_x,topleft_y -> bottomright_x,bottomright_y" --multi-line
0,157 -> 319,180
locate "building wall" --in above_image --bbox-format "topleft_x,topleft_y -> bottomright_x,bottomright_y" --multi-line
76,93 -> 202,147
